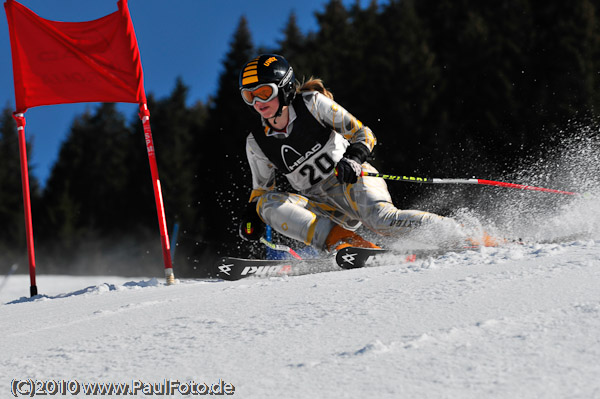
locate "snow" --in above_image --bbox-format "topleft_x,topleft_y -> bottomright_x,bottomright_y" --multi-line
2,238 -> 599,398
2,133 -> 599,398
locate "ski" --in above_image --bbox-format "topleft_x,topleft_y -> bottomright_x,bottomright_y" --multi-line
212,256 -> 336,281
212,247 -> 421,281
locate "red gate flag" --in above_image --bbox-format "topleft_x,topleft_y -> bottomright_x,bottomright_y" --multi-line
4,0 -> 175,294
4,0 -> 146,112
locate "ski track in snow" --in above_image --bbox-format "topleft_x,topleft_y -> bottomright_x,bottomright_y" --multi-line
1,240 -> 600,399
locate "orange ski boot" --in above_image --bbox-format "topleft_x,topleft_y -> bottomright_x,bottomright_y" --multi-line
325,225 -> 381,252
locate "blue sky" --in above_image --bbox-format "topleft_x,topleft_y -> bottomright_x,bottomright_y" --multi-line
0,0 -> 361,187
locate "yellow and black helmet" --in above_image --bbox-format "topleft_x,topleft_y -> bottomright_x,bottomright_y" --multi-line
239,54 -> 296,108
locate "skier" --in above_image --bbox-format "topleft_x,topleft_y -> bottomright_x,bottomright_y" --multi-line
237,54 -> 483,253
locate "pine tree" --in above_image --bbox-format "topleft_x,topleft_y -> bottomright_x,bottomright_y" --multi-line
362,0 -> 441,174
40,103 -> 141,271
525,0 -> 600,146
138,78 -> 208,272
278,11 -> 311,81
413,0 -> 535,174
191,16 -> 257,259
311,0 -> 354,101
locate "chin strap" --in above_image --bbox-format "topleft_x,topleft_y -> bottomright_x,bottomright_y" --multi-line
272,99 -> 284,125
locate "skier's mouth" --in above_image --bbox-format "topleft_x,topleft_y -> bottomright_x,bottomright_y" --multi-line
257,106 -> 272,116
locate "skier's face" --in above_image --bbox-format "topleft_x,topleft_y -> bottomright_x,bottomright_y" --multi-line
253,96 -> 280,119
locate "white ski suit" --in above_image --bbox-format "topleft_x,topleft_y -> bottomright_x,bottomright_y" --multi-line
246,91 -> 458,250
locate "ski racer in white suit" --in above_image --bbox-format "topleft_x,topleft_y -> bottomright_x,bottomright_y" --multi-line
238,54 -> 467,252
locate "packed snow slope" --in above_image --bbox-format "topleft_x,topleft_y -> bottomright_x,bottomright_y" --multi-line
2,237 -> 600,398
1,130 -> 599,398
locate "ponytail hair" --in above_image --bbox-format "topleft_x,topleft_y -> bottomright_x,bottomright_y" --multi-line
298,77 -> 334,100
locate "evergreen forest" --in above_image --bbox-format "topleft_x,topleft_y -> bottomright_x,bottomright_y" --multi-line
1,0 -> 600,277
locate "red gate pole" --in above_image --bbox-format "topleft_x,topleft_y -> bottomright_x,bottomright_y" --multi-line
13,112 -> 37,296
139,103 -> 175,285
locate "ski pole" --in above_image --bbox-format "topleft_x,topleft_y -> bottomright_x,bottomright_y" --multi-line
259,237 -> 303,260
362,172 -> 580,196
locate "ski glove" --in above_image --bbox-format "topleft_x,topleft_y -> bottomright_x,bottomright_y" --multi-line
335,157 -> 362,184
335,143 -> 370,184
238,202 -> 265,241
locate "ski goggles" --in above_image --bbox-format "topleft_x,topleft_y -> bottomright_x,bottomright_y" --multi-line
241,83 -> 279,106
